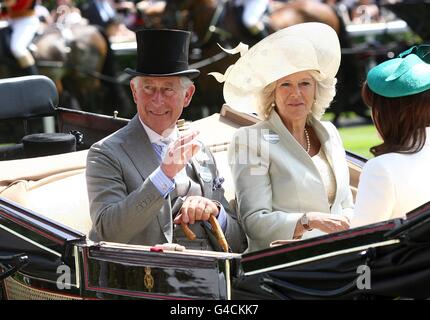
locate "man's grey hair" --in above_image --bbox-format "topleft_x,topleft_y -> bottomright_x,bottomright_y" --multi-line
179,77 -> 193,89
258,71 -> 337,122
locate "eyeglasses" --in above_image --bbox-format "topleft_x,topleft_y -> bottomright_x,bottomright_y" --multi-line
398,45 -> 430,63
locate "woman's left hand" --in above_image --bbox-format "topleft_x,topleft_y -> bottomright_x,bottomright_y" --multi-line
307,212 -> 351,233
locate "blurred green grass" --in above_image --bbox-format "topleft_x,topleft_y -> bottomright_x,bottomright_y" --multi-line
322,112 -> 382,159
338,125 -> 382,159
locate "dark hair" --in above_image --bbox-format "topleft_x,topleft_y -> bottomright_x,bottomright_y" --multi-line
361,82 -> 430,157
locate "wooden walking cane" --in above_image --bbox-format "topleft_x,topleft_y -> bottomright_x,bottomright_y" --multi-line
181,215 -> 229,252
181,215 -> 232,299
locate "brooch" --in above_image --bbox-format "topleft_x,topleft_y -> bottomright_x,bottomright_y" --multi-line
212,177 -> 225,190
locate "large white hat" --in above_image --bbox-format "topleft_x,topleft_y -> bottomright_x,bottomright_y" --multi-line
212,22 -> 341,114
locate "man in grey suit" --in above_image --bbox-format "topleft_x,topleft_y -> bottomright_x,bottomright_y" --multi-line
86,29 -> 247,253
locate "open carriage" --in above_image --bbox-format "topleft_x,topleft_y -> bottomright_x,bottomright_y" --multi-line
1,76 -> 429,300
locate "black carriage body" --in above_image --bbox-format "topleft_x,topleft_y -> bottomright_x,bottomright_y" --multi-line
3,192 -> 430,300
0,195 -> 235,300
83,244 -> 234,299
0,197 -> 84,299
234,202 -> 430,300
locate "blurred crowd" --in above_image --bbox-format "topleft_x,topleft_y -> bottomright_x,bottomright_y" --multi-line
1,0 -> 169,43
0,0 -> 408,79
2,1 -> 403,43
327,0 -> 399,24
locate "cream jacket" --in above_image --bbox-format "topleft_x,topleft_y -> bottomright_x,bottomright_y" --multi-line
229,111 -> 354,252
352,127 -> 430,227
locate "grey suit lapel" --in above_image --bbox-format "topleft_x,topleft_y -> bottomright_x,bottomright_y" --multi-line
121,115 -> 160,180
121,115 -> 172,242
190,149 -> 214,198
190,158 -> 207,197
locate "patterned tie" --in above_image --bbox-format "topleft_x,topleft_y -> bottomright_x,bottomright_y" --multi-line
152,138 -> 172,162
152,143 -> 164,161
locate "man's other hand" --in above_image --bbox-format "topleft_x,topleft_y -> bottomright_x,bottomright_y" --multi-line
174,196 -> 219,225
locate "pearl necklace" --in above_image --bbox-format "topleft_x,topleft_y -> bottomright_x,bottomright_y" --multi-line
304,127 -> 311,153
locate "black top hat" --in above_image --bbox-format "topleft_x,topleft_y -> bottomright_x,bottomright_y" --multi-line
125,29 -> 200,79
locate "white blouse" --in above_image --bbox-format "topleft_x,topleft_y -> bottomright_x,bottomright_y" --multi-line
312,148 -> 337,207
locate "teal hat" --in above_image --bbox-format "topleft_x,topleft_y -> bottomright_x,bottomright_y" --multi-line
367,45 -> 430,98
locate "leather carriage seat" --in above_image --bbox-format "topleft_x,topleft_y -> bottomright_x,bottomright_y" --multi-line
0,75 -> 77,160
0,150 -> 92,235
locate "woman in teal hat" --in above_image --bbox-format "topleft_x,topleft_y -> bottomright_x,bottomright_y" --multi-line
352,45 -> 430,227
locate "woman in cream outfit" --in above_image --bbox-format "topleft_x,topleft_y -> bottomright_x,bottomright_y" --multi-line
352,45 -> 430,227
213,23 -> 354,252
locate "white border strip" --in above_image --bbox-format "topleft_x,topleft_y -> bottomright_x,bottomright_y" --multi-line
244,239 -> 400,276
74,246 -> 80,289
0,223 -> 61,257
225,260 -> 231,300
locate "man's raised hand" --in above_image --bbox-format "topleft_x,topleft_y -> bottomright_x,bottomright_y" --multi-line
160,130 -> 201,179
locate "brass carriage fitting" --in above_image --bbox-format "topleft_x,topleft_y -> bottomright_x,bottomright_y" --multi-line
177,119 -> 190,132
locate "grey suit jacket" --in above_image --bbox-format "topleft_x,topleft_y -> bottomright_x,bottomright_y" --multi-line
86,115 -> 247,252
229,111 -> 354,252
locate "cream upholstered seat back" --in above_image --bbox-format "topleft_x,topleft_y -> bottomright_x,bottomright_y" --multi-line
0,150 -> 92,235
